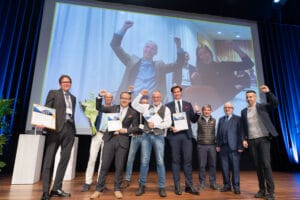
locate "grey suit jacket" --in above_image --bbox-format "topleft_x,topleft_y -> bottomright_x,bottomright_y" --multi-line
110,33 -> 182,99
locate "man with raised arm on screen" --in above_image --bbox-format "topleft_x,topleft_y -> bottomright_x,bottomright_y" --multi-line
241,85 -> 278,200
110,20 -> 184,99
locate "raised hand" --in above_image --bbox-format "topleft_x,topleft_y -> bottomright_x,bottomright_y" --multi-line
128,85 -> 134,92
260,85 -> 270,93
194,104 -> 200,113
121,20 -> 134,32
99,89 -> 107,97
174,37 -> 181,48
140,89 -> 149,96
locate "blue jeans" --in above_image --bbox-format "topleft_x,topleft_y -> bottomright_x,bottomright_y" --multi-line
125,135 -> 142,181
139,133 -> 166,188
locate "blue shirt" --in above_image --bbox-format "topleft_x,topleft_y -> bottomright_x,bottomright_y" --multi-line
133,59 -> 155,94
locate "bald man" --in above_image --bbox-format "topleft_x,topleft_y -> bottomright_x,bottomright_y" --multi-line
216,102 -> 243,194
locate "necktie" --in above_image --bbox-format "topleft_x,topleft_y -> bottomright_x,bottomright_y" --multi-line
120,108 -> 125,121
65,93 -> 72,109
177,100 -> 182,112
65,93 -> 72,119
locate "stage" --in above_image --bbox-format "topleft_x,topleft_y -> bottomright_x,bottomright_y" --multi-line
1,171 -> 300,199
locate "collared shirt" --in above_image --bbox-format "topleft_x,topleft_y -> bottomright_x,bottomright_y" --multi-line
247,105 -> 269,139
133,59 -> 156,94
120,106 -> 128,121
226,114 -> 232,121
203,116 -> 210,123
63,91 -> 72,119
176,99 -> 182,113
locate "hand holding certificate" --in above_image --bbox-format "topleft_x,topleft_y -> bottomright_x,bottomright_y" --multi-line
31,104 -> 56,130
172,112 -> 188,131
143,108 -> 163,123
107,113 -> 122,132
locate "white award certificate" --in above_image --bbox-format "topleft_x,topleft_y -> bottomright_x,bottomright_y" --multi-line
143,109 -> 163,123
31,104 -> 56,130
107,113 -> 122,132
173,112 -> 188,131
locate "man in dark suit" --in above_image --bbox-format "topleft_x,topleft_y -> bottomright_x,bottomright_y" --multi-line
216,102 -> 243,195
241,85 -> 279,200
166,85 -> 200,195
40,75 -> 76,200
90,90 -> 139,199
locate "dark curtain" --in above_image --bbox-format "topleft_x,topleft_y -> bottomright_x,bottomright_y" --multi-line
258,22 -> 300,170
0,0 -> 45,172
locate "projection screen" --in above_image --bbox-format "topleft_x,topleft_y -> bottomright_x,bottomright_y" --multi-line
26,0 -> 265,136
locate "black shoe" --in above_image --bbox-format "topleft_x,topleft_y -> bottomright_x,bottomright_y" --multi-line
41,192 -> 50,200
234,190 -> 241,194
81,183 -> 91,192
210,183 -> 219,190
135,184 -> 145,196
174,185 -> 182,195
265,193 -> 275,200
254,190 -> 266,198
220,187 -> 231,192
159,188 -> 167,197
121,180 -> 130,189
50,189 -> 71,197
185,186 -> 199,195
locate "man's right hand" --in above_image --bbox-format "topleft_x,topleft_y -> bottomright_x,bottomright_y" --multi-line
140,89 -> 148,96
99,89 -> 107,97
128,85 -> 134,92
242,140 -> 248,148
174,37 -> 181,48
122,20 -> 134,32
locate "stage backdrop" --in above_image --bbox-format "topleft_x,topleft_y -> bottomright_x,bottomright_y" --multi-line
26,0 -> 265,136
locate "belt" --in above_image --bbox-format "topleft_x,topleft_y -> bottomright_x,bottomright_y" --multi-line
65,119 -> 74,124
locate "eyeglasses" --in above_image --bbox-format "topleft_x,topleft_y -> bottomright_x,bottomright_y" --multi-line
120,97 -> 130,100
224,107 -> 233,109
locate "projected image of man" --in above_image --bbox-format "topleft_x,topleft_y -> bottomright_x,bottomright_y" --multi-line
110,20 -> 182,100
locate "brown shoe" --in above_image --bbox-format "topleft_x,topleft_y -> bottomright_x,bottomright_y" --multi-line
114,191 -> 123,199
90,191 -> 103,199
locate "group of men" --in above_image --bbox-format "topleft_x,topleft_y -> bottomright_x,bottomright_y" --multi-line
39,17 -> 277,200
39,73 -> 278,200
